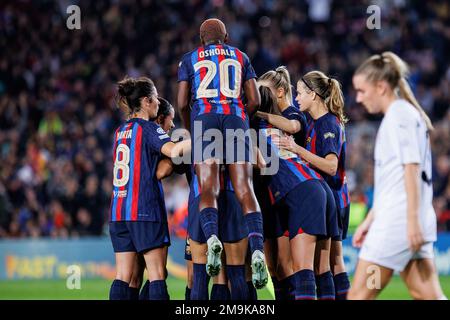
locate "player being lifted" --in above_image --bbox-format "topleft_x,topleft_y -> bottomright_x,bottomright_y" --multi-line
177,18 -> 268,289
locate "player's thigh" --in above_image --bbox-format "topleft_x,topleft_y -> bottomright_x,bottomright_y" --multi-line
190,239 -> 208,264
114,251 -> 137,282
227,162 -> 260,213
143,246 -> 167,282
347,259 -> 393,300
400,258 -> 444,300
224,238 -> 248,265
289,233 -> 317,272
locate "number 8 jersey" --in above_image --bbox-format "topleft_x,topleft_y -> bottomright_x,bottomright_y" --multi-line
177,44 -> 257,120
109,118 -> 171,222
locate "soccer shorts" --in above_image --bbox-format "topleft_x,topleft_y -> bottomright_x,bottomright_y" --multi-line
191,113 -> 253,164
188,191 -> 248,243
282,179 -> 328,240
109,221 -> 170,254
359,237 -> 435,273
318,180 -> 340,240
333,205 -> 350,241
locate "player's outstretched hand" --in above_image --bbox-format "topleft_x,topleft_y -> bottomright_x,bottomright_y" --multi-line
407,220 -> 425,252
272,135 -> 296,153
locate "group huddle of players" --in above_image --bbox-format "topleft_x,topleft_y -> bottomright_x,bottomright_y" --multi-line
108,18 -> 351,301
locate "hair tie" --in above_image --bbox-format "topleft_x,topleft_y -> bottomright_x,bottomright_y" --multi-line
328,78 -> 332,87
302,77 -> 326,100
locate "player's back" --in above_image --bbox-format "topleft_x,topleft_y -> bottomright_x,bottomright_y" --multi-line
178,43 -> 256,120
110,118 -> 169,222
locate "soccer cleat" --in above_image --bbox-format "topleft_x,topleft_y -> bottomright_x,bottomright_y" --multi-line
251,250 -> 268,289
206,235 -> 223,277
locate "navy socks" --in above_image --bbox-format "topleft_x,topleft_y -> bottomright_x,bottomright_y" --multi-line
245,212 -> 264,254
211,284 -> 230,300
334,272 -> 350,300
226,265 -> 249,300
191,263 -> 210,300
316,271 -> 336,300
139,280 -> 150,300
109,279 -> 130,300
148,280 -> 169,300
294,269 -> 316,300
199,208 -> 219,240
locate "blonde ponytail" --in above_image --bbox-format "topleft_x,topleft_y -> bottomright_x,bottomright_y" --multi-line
301,71 -> 348,124
355,51 -> 433,131
327,78 -> 347,124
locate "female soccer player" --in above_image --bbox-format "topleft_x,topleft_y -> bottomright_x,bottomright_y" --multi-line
254,85 -> 337,300
348,52 -> 446,300
275,71 -> 351,300
177,18 -> 267,289
253,66 -> 304,299
127,97 -> 176,300
109,77 -> 189,300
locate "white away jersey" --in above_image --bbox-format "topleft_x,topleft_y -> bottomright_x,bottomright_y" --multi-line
370,99 -> 436,242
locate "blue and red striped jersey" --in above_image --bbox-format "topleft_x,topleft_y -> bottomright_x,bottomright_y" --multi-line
255,118 -> 322,203
305,112 -> 350,208
177,43 -> 257,120
109,118 -> 171,222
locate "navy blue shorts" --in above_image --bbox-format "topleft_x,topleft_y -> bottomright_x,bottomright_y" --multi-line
109,221 -> 170,254
318,180 -> 340,240
263,201 -> 289,239
184,236 -> 192,261
188,191 -> 248,243
254,173 -> 287,239
283,180 -> 328,240
192,113 -> 253,164
334,205 -> 350,241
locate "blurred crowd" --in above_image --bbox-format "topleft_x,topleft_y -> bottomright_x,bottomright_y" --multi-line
0,0 -> 449,238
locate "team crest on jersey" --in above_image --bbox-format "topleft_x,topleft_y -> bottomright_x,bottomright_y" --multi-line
323,132 -> 335,139
306,137 -> 312,143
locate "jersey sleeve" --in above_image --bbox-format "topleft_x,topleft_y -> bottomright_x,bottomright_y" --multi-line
392,110 -> 421,164
177,53 -> 191,82
316,121 -> 341,158
143,122 -> 171,154
283,107 -> 307,130
241,52 -> 257,82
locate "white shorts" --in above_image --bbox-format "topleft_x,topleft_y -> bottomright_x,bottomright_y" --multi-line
359,240 -> 434,273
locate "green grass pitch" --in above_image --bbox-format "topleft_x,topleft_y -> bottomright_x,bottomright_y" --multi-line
1,276 -> 449,300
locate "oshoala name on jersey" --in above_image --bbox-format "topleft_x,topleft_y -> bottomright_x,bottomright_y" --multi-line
199,48 -> 236,58
117,129 -> 133,140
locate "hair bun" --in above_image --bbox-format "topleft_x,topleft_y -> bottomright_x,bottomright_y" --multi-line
118,78 -> 136,97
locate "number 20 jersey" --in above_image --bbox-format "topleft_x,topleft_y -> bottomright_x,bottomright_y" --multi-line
177,43 -> 257,121
109,118 -> 171,222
